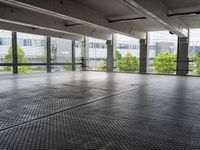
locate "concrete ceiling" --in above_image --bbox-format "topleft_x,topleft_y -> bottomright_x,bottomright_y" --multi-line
0,0 -> 200,40
179,16 -> 200,28
72,0 -> 164,32
72,0 -> 143,17
160,0 -> 200,10
163,0 -> 200,29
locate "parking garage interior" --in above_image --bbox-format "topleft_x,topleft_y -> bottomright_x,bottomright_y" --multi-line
0,0 -> 200,149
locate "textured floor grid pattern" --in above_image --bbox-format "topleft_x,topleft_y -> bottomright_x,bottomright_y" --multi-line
0,72 -> 200,149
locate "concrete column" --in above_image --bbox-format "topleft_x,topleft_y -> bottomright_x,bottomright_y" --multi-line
177,37 -> 189,76
139,39 -> 147,74
81,37 -> 89,71
72,40 -> 76,71
106,39 -> 114,72
113,35 -> 117,71
12,32 -> 18,74
47,37 -> 51,73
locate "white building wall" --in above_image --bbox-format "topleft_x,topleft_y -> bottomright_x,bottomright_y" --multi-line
190,29 -> 200,46
17,32 -> 46,58
0,30 -> 182,66
116,34 -> 140,58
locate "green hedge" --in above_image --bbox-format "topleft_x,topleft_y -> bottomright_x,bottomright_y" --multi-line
153,52 -> 176,74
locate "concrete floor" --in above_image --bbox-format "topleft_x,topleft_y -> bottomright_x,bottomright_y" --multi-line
0,72 -> 200,149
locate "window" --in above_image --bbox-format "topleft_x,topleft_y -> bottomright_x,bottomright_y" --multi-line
0,30 -> 12,74
75,41 -> 82,71
75,42 -> 81,48
89,42 -> 107,49
88,38 -> 107,71
0,38 -> 2,45
115,34 -> 140,72
17,32 -> 47,74
189,29 -> 200,76
51,37 -> 72,72
23,39 -> 32,46
147,31 -> 178,74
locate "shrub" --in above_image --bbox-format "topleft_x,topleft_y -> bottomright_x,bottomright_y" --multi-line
196,58 -> 200,75
116,51 -> 139,72
4,45 -> 32,73
97,60 -> 106,71
153,52 -> 176,74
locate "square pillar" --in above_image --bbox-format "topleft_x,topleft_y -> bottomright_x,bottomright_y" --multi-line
72,40 -> 76,71
47,37 -> 51,73
177,37 -> 189,76
12,32 -> 18,74
139,39 -> 147,74
106,39 -> 114,72
81,37 -> 89,71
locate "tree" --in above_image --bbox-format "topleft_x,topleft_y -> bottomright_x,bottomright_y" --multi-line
196,57 -> 200,75
153,52 -> 176,74
97,60 -> 106,71
116,50 -> 122,60
195,52 -> 200,75
37,52 -> 47,62
63,58 -> 72,71
96,51 -> 139,72
116,51 -> 139,72
4,45 -> 32,73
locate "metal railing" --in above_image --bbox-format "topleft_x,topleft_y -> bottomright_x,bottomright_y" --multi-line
82,57 -> 106,70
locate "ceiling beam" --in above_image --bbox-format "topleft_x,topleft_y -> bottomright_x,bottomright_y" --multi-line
109,17 -> 147,23
0,0 -> 146,39
123,0 -> 188,37
0,21 -> 84,41
0,4 -> 112,40
168,6 -> 200,17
